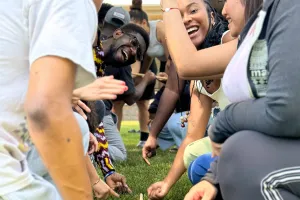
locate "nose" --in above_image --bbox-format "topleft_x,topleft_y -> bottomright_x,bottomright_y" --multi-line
222,2 -> 228,18
130,47 -> 137,56
183,13 -> 192,25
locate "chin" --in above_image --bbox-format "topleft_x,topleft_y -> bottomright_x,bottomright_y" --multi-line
230,30 -> 239,38
192,38 -> 205,48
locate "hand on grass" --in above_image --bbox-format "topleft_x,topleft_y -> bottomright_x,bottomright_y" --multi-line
93,179 -> 119,199
142,135 -> 158,165
147,181 -> 171,200
106,172 -> 132,194
184,180 -> 217,200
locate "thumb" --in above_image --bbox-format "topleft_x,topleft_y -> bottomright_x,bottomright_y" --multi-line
201,191 -> 214,200
109,188 -> 120,198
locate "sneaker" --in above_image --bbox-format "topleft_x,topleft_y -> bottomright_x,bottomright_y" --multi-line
136,141 -> 146,148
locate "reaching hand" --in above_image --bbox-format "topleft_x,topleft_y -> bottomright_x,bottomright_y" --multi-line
142,135 -> 158,165
105,172 -> 132,194
72,100 -> 91,120
93,179 -> 120,199
184,180 -> 217,200
144,71 -> 156,84
156,72 -> 168,83
88,133 -> 98,155
73,76 -> 128,102
147,181 -> 171,200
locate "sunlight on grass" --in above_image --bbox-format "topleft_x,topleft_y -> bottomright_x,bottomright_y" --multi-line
101,121 -> 191,200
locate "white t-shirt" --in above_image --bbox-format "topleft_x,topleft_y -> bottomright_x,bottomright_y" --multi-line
0,0 -> 97,195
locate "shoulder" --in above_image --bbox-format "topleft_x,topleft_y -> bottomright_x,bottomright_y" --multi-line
156,21 -> 165,43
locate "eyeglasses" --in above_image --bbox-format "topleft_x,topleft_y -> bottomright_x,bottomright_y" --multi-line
123,32 -> 144,61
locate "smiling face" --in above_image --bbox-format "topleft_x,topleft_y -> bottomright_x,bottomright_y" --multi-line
106,29 -> 146,66
177,0 -> 212,47
222,0 -> 245,37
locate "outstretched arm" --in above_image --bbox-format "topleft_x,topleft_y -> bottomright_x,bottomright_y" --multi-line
149,60 -> 184,138
147,82 -> 212,199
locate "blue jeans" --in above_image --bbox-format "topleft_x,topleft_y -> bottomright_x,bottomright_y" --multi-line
157,113 -> 188,150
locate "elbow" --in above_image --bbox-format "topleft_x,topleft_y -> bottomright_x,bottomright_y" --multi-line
176,63 -> 194,80
265,99 -> 300,137
25,101 -> 51,132
124,96 -> 135,106
25,97 -> 70,132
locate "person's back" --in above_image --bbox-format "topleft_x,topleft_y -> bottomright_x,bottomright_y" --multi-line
0,0 -> 97,199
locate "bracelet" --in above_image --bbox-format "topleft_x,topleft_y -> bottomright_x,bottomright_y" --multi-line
161,7 -> 179,13
92,178 -> 101,187
104,171 -> 115,182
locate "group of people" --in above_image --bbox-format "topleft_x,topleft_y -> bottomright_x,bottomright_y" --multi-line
1,0 -> 300,200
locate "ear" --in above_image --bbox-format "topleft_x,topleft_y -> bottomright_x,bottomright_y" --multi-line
210,12 -> 216,26
142,19 -> 148,26
113,29 -> 123,39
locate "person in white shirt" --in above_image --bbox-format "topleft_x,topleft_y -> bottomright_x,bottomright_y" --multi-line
0,0 -> 128,199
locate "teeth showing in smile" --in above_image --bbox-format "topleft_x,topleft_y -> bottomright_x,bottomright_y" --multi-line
187,26 -> 199,34
122,49 -> 128,61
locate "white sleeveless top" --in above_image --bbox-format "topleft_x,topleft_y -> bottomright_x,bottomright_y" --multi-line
194,31 -> 232,110
195,80 -> 230,110
222,11 -> 268,103
147,20 -> 166,61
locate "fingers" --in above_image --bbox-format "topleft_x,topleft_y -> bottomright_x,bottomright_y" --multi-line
88,145 -> 95,155
77,100 -> 91,113
142,147 -> 151,165
109,188 -> 120,198
202,191 -> 214,200
74,104 -> 87,120
144,157 -> 151,166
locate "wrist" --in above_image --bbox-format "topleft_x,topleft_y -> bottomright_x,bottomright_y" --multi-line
104,171 -> 115,182
163,178 -> 173,190
148,132 -> 158,140
161,1 -> 178,10
73,87 -> 82,100
92,177 -> 101,187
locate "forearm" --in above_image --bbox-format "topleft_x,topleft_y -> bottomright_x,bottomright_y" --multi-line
124,77 -> 152,105
93,122 -> 115,177
86,155 -> 99,185
140,55 -> 153,74
163,136 -> 198,187
150,88 -> 179,138
164,90 -> 212,188
27,108 -> 92,200
150,61 -> 185,137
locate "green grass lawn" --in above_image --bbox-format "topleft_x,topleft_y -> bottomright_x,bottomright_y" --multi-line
105,121 -> 191,200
